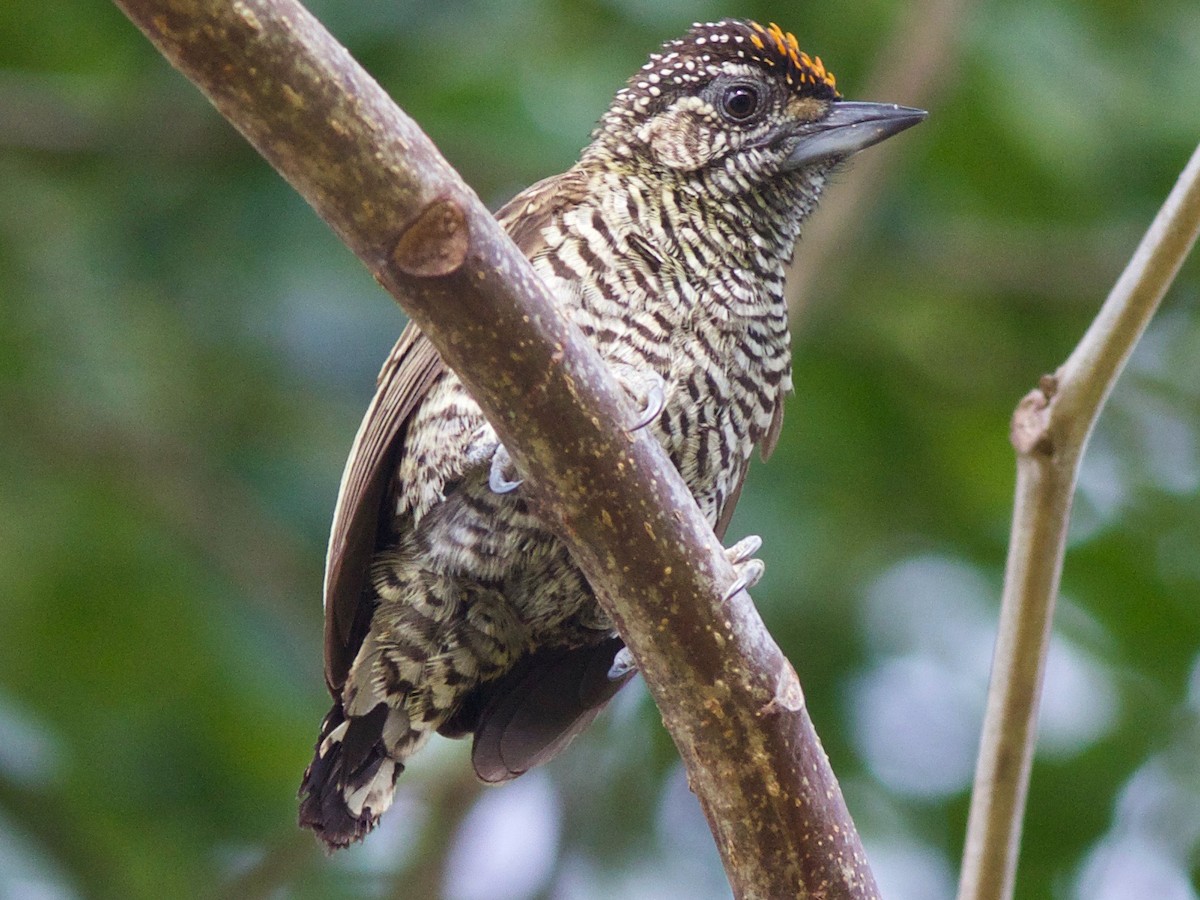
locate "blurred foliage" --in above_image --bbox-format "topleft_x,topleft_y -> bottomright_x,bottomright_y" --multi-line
1,0 -> 1198,898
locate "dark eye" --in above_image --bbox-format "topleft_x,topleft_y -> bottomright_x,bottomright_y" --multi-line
721,84 -> 761,121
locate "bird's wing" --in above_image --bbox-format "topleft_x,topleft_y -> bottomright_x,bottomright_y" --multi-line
494,170 -> 578,250
321,171 -> 584,696
322,323 -> 445,693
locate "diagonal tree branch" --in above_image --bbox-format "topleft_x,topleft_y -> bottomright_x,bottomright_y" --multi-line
110,0 -> 879,896
958,141 -> 1200,900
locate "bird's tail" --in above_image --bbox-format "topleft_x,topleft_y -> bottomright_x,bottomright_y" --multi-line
298,700 -> 403,849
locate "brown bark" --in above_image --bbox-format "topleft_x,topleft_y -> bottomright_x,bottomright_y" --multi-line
110,0 -> 880,895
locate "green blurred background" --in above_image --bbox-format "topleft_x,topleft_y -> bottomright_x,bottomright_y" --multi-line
2,0 -> 1198,897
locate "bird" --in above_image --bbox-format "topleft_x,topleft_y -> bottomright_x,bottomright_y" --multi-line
299,18 -> 925,849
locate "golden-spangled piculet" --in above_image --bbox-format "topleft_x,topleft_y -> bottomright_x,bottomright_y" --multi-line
299,18 -> 925,848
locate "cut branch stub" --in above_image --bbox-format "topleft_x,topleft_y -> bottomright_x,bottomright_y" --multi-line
392,198 -> 471,278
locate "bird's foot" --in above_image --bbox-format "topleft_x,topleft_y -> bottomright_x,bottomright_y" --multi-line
488,443 -> 523,494
722,534 -> 764,601
606,537 -> 764,676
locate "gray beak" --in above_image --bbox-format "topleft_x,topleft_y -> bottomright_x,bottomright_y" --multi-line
784,101 -> 927,170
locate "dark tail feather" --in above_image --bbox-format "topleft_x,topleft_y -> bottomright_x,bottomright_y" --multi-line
298,702 -> 400,850
463,637 -> 634,784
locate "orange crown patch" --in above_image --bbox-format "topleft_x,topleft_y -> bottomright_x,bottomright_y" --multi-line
747,21 -> 839,95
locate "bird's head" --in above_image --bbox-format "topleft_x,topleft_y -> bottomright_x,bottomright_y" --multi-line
589,19 -> 925,194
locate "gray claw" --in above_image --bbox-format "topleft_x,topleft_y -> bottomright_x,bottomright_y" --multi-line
488,444 -> 523,494
724,534 -> 763,566
722,560 -> 765,601
628,373 -> 667,432
722,535 -> 765,601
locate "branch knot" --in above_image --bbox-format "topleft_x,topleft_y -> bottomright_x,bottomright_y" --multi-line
1010,376 -> 1057,457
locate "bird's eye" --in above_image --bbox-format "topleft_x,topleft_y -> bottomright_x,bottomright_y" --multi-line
721,84 -> 761,122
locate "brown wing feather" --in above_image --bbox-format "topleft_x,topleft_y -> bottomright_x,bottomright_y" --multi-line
322,324 -> 444,692
321,172 -> 584,696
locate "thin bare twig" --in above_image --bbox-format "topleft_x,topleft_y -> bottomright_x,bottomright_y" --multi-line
958,142 -> 1200,900
109,0 -> 879,896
